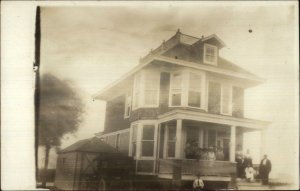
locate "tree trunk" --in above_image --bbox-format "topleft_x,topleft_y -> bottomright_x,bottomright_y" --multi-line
42,145 -> 51,187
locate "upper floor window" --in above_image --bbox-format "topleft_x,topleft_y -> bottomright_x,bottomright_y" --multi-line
170,73 -> 182,106
203,44 -> 218,65
144,74 -> 160,106
232,86 -> 244,117
124,91 -> 132,118
132,71 -> 160,110
188,73 -> 202,108
221,84 -> 232,115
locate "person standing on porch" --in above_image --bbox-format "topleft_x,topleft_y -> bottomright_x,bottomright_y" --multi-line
193,173 -> 204,190
259,155 -> 272,185
207,147 -> 216,161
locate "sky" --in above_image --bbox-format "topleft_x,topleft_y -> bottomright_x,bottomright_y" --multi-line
39,2 -> 298,182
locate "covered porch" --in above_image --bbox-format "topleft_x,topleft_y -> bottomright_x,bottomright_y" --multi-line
155,109 -> 269,180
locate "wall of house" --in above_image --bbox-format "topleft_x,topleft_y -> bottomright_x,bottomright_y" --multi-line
104,95 -> 131,133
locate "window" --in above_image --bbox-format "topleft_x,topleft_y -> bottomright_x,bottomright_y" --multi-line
131,124 -> 138,157
204,44 -> 218,65
167,126 -> 176,158
133,74 -> 141,109
232,87 -> 244,117
144,74 -> 159,106
208,81 -> 221,114
124,91 -> 132,118
141,125 -> 155,157
221,84 -> 231,115
188,73 -> 202,107
170,73 -> 182,106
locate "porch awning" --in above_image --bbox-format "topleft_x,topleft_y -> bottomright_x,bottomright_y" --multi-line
158,109 -> 270,130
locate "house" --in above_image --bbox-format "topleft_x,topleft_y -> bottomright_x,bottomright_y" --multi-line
93,30 -> 270,183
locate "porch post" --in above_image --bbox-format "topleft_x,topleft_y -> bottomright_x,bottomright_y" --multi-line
175,119 -> 183,158
260,129 -> 267,158
229,125 -> 236,162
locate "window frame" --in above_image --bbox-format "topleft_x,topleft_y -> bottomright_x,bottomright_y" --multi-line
141,124 -> 155,158
124,90 -> 132,118
203,43 -> 218,65
221,83 -> 232,115
169,72 -> 183,107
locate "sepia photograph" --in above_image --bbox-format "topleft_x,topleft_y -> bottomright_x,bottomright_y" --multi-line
1,1 -> 299,190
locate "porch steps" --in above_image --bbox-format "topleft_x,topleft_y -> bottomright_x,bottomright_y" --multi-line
236,179 -> 270,190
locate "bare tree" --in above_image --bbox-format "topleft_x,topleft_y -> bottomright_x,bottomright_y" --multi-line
38,73 -> 84,187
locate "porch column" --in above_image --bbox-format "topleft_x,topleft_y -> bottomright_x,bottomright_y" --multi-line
229,125 -> 236,162
175,119 -> 182,158
260,129 -> 267,158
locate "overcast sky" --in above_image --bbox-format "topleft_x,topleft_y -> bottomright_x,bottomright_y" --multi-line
40,2 -> 298,181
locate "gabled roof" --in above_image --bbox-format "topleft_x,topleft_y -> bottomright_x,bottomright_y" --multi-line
59,137 -> 119,154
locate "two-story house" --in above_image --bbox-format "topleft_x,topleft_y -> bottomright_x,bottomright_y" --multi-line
93,30 -> 270,181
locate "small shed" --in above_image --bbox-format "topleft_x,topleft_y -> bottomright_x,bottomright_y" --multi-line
54,137 -> 134,190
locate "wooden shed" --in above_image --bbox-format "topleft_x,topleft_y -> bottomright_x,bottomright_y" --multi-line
54,137 -> 134,190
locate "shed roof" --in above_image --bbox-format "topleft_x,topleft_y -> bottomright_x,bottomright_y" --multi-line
59,137 -> 119,154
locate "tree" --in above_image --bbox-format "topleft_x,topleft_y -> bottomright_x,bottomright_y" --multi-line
38,73 -> 84,187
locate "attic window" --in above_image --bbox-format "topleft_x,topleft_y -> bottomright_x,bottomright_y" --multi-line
203,44 -> 218,65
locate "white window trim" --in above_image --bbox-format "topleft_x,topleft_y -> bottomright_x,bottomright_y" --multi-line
163,124 -> 177,159
169,72 -> 184,107
169,69 -> 207,111
221,83 -> 233,116
203,43 -> 218,66
124,90 -> 132,119
132,70 -> 160,110
129,120 -> 158,160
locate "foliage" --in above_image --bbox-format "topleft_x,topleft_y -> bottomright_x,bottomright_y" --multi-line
38,73 -> 84,148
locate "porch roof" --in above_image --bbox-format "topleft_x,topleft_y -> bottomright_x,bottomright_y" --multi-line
157,109 -> 270,130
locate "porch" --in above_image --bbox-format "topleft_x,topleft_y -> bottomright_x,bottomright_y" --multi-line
158,159 -> 236,181
133,109 -> 270,180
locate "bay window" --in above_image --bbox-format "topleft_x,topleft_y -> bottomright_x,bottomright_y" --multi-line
144,74 -> 159,106
132,70 -> 160,109
141,125 -> 155,157
124,91 -> 132,118
170,73 -> 182,106
131,124 -> 138,157
221,84 -> 232,115
188,73 -> 202,107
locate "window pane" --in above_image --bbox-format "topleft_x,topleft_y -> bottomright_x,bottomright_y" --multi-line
144,90 -> 157,105
189,73 -> 202,90
222,85 -> 231,114
232,87 -> 244,117
168,142 -> 175,157
208,82 -> 221,114
172,74 -> 182,90
172,93 -> 181,106
188,91 -> 201,107
168,126 -> 176,141
142,141 -> 154,157
143,125 -> 154,140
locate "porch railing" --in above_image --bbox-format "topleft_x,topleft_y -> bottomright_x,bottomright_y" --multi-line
158,159 -> 236,177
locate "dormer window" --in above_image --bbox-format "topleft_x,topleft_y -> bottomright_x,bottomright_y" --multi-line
203,43 -> 218,65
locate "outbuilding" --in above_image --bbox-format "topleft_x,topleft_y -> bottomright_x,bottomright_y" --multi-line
54,137 -> 134,190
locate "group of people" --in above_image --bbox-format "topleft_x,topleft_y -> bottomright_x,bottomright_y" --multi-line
185,141 -> 225,161
236,149 -> 272,185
